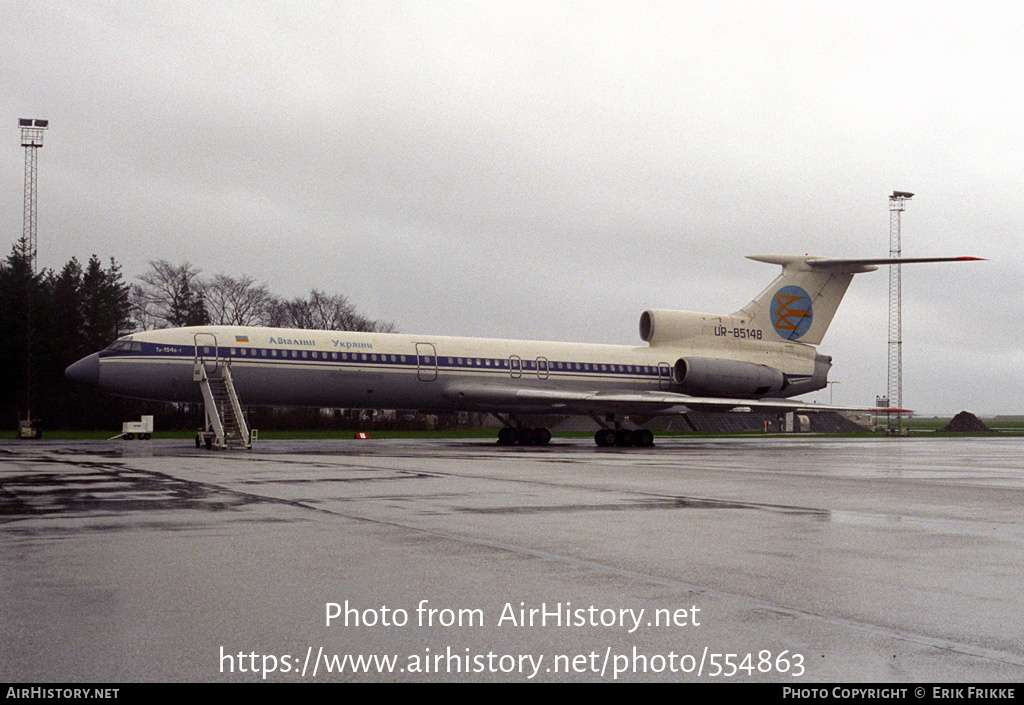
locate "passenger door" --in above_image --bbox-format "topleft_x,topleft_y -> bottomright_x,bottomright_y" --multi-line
416,343 -> 438,382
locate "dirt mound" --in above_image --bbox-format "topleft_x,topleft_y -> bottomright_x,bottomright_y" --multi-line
939,411 -> 996,433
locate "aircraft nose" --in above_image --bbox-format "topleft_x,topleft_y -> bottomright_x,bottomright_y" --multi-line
65,353 -> 100,388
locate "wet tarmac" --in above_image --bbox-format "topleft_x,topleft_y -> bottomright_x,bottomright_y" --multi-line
2,435 -> 1023,682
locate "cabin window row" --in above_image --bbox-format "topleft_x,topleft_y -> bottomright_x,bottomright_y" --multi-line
222,347 -> 660,376
121,343 -> 662,377
227,348 -> 411,363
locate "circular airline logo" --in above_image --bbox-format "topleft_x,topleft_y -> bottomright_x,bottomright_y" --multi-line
770,285 -> 813,340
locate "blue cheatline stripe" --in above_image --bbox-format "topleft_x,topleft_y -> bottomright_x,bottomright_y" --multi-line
101,341 -> 672,382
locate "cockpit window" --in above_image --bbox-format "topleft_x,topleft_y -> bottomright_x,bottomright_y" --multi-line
105,340 -> 142,352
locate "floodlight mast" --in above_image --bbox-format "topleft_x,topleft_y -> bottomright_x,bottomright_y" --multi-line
19,118 -> 48,273
17,118 -> 47,438
887,190 -> 912,433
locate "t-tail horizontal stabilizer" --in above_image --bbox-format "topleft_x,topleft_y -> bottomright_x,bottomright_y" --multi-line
737,255 -> 983,346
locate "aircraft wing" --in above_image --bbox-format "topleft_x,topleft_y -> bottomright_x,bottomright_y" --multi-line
442,384 -> 903,416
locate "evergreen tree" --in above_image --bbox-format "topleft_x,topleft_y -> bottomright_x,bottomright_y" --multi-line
0,239 -> 48,426
0,243 -> 136,431
167,274 -> 209,326
80,255 -> 132,349
53,257 -> 86,358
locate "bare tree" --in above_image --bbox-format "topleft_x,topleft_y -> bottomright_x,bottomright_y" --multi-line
202,274 -> 274,326
132,262 -> 394,333
267,290 -> 396,332
131,261 -> 208,329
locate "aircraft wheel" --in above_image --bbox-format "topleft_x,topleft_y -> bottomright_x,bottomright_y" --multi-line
634,429 -> 655,447
534,427 -> 552,445
594,429 -> 616,447
497,427 -> 517,445
614,429 -> 635,447
516,427 -> 536,445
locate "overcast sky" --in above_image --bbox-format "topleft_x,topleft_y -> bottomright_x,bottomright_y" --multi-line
2,1 -> 1020,414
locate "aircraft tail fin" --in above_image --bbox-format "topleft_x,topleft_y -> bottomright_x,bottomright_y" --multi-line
736,255 -> 982,346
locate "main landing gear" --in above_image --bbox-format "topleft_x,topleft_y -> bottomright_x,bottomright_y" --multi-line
492,414 -> 552,446
492,414 -> 656,448
594,427 -> 655,448
496,425 -> 552,446
591,412 -> 655,448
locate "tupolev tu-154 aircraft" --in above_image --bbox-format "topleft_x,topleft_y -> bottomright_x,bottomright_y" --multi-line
66,254 -> 980,448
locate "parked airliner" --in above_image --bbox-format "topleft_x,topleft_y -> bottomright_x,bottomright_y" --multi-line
66,254 -> 979,447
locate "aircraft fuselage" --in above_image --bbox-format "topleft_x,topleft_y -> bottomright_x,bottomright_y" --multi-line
75,324 -> 826,413
66,254 -> 979,446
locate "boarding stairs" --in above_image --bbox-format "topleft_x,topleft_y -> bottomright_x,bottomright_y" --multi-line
193,336 -> 255,449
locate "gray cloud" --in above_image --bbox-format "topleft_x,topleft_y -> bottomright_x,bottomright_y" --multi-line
2,1 -> 1019,413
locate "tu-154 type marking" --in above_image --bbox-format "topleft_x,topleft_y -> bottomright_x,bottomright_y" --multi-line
66,254 -> 980,448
